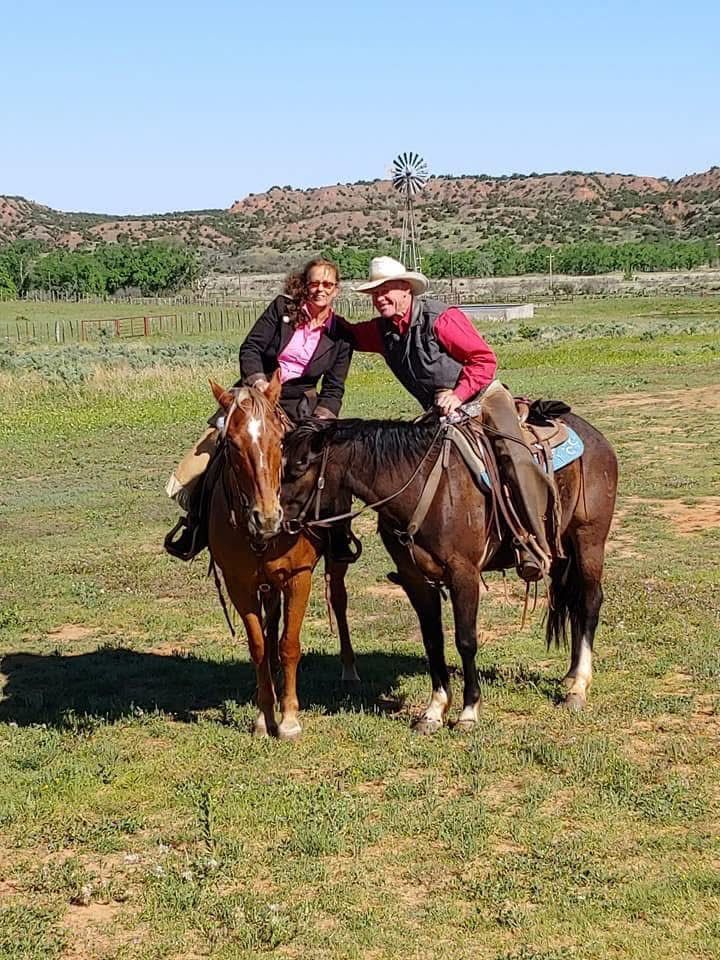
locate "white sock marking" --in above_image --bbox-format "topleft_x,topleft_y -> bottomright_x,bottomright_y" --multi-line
423,687 -> 450,723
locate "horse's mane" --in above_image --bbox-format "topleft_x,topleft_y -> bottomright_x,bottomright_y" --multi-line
287,416 -> 441,472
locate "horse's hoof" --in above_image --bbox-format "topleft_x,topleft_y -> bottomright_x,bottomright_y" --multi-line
278,721 -> 302,742
341,667 -> 361,694
253,714 -> 277,737
562,693 -> 586,712
412,717 -> 443,736
454,718 -> 477,734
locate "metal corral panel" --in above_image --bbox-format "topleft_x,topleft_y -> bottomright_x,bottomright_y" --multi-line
460,303 -> 535,322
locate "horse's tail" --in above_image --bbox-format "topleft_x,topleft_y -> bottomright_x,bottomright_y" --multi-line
546,544 -> 583,649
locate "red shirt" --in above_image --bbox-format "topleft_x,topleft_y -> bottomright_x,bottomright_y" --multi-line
345,305 -> 497,402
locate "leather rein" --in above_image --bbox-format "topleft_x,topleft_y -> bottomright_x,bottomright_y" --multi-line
282,422 -> 447,540
282,413 -> 548,562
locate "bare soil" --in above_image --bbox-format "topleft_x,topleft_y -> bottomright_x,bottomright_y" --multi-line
623,496 -> 720,535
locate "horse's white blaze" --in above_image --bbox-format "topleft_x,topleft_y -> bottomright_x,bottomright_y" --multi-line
422,687 -> 450,723
247,417 -> 263,444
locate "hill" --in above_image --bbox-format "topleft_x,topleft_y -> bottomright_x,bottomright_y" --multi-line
2,167 -> 720,270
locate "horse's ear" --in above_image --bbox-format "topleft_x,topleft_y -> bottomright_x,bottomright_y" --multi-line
210,380 -> 234,411
265,369 -> 282,406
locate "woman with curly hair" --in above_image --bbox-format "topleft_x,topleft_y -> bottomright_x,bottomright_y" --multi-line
165,257 -> 353,561
238,258 -> 349,421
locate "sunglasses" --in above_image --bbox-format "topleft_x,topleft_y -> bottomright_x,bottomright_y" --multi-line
307,280 -> 336,291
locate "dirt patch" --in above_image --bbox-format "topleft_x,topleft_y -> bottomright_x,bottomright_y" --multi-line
624,496 -> 720,535
366,583 -> 405,599
491,839 -> 525,856
327,836 -> 431,909
481,777 -> 528,810
47,624 -> 96,642
607,507 -> 644,560
0,878 -> 18,898
62,900 -> 135,960
145,640 -> 198,657
621,721 -> 665,761
691,695 -> 720,736
661,670 -> 695,695
605,385 -> 720,411
655,497 -> 720,534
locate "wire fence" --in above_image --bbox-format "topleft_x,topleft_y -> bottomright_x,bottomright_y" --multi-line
4,286 -> 717,344
1,297 -> 374,344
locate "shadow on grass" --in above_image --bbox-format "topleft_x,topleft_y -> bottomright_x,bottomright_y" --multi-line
477,663 -> 565,705
0,646 -> 427,728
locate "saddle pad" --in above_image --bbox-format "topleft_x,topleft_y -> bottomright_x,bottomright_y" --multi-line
547,426 -> 584,472
475,425 -> 584,488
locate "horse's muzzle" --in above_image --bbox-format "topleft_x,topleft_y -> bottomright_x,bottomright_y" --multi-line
248,507 -> 283,541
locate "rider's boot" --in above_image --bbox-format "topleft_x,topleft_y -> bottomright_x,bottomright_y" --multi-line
480,381 -> 555,583
164,473 -> 209,560
326,521 -> 362,565
164,428 -> 217,561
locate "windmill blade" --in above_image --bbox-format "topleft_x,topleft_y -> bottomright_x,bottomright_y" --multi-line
389,151 -> 430,273
392,151 -> 429,198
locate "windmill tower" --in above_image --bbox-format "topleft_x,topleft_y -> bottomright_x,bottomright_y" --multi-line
392,152 -> 428,272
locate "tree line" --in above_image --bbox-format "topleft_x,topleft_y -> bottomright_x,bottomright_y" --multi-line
0,241 -> 200,299
322,238 -> 719,279
1,236 -> 717,300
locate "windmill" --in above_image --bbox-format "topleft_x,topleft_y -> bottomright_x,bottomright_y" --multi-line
392,151 -> 428,272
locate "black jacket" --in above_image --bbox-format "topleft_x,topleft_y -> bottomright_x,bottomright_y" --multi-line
239,295 -> 352,421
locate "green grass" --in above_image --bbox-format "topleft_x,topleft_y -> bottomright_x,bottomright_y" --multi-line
1,298 -> 719,959
1,292 -> 718,344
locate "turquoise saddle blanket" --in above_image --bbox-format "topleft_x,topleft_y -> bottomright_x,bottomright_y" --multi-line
478,425 -> 584,488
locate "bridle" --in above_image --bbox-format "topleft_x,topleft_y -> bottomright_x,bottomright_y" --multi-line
219,392 -> 289,552
282,422 -> 446,539
282,411 -> 547,561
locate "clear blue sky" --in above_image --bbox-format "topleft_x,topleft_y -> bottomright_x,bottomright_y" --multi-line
2,0 -> 718,215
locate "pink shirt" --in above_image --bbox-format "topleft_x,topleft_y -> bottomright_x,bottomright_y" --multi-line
277,309 -> 334,383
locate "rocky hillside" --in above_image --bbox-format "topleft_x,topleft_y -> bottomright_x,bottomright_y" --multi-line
2,166 -> 719,269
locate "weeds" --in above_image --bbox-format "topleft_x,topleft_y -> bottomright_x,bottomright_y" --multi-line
0,297 -> 718,958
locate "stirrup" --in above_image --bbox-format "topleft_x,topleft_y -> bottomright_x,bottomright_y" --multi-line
513,543 -> 545,583
164,516 -> 203,561
516,557 -> 543,583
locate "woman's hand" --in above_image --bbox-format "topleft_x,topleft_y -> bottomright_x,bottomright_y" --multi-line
435,389 -> 462,416
254,378 -> 270,393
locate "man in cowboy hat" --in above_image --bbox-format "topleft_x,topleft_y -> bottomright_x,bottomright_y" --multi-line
340,256 -> 555,582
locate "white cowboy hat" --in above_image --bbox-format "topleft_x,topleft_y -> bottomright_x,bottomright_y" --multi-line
354,256 -> 429,296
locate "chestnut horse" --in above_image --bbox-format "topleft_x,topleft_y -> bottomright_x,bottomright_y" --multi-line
206,376 -> 357,740
283,411 -> 618,732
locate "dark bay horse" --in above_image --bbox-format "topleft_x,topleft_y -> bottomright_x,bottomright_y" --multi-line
206,376 -> 357,740
284,411 -> 618,732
